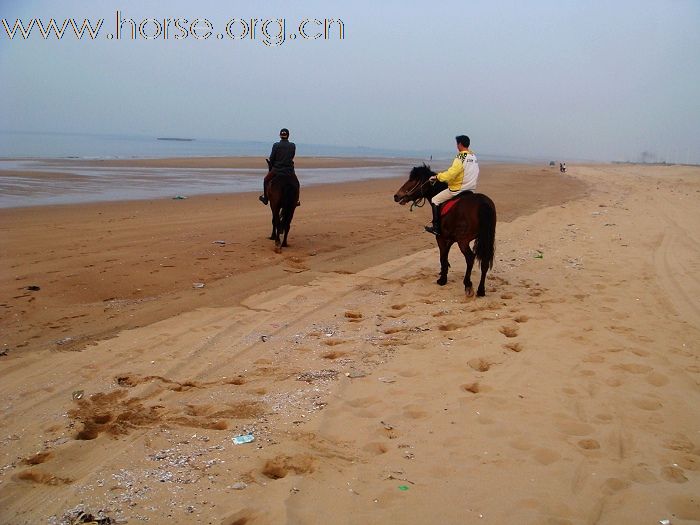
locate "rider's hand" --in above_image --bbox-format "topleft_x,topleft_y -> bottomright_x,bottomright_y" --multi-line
429,176 -> 437,182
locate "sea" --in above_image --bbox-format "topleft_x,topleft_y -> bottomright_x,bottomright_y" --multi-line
0,131 -> 538,208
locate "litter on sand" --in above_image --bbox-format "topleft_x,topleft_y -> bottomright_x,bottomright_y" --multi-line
232,434 -> 255,445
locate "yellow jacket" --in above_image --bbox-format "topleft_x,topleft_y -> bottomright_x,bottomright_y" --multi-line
436,150 -> 479,192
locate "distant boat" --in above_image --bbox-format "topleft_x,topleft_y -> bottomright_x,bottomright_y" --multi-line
156,137 -> 194,142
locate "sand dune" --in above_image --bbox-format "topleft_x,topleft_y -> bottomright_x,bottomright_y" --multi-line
1,164 -> 699,524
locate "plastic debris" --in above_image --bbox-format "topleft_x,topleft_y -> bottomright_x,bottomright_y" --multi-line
27,285 -> 41,291
659,520 -> 671,525
72,390 -> 84,400
378,377 -> 396,383
346,370 -> 367,378
212,240 -> 226,245
172,195 -> 187,200
261,335 -> 268,342
230,482 -> 248,490
534,250 -> 544,259
192,283 -> 205,289
232,434 -> 255,445
398,485 -> 409,491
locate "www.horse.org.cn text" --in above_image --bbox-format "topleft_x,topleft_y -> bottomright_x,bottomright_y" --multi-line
1,12 -> 345,46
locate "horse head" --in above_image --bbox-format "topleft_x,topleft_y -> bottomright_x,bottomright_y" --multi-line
393,164 -> 437,205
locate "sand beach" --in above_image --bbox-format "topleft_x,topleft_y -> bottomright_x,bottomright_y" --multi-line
0,160 -> 699,524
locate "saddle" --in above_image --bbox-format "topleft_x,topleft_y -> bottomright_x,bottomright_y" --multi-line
440,191 -> 473,217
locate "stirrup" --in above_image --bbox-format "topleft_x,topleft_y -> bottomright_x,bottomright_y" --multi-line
424,224 -> 439,236
259,195 -> 268,205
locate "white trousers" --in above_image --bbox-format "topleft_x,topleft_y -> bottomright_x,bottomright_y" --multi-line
431,188 -> 463,206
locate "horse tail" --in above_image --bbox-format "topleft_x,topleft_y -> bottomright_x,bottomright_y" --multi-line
473,194 -> 496,269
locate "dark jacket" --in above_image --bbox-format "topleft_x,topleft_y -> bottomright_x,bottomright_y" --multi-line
269,139 -> 296,175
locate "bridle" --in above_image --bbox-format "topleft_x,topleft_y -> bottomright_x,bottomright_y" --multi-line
404,177 -> 436,212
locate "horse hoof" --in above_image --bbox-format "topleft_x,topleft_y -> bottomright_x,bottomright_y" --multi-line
281,242 -> 288,247
436,278 -> 447,286
269,236 -> 275,241
477,288 -> 486,297
465,287 -> 474,297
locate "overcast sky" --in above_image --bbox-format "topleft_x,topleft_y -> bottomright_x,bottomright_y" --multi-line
1,0 -> 699,162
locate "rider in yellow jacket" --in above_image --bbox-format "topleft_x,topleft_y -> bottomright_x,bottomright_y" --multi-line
425,135 -> 479,235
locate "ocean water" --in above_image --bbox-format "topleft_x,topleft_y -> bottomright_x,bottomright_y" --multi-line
0,130 -> 443,160
0,158 -> 415,208
0,131 -> 538,208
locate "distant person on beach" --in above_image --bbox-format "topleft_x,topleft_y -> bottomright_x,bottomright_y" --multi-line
424,135 -> 479,236
559,162 -> 567,173
259,128 -> 299,205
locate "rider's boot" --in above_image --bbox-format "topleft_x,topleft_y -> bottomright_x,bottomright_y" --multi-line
424,203 -> 441,236
259,188 -> 268,205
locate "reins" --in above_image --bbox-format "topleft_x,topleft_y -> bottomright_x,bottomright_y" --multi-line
407,177 -> 436,212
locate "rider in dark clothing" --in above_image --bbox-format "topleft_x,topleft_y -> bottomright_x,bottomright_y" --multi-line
259,128 -> 300,205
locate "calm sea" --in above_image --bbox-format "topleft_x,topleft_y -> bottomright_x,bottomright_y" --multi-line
0,131 -> 535,208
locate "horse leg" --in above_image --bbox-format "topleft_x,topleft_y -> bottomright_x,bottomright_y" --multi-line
281,206 -> 296,247
436,237 -> 453,286
477,256 -> 489,296
271,205 -> 282,247
269,205 -> 277,241
458,239 -> 475,296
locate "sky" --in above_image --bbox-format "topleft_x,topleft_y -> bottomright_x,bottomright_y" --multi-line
1,0 -> 699,162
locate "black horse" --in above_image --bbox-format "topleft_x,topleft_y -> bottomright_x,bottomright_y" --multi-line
265,160 -> 299,252
394,165 -> 497,296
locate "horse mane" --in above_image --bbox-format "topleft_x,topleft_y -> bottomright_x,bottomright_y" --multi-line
409,164 -> 435,180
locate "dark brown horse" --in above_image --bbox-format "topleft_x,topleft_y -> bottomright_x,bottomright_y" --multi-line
265,159 -> 299,252
394,165 -> 497,296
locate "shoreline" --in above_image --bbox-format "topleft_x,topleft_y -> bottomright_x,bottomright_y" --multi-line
0,158 -> 559,210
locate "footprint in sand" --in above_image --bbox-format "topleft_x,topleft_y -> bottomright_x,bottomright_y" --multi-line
613,363 -> 653,374
402,405 -> 429,419
602,477 -> 631,495
532,448 -> 561,465
322,350 -> 347,360
662,434 -> 695,452
499,325 -> 519,338
21,451 -> 53,465
261,454 -> 315,480
344,310 -> 363,322
632,397 -> 663,411
461,382 -> 481,394
661,466 -> 689,483
577,439 -> 601,450
221,510 -> 260,525
630,463 -> 658,484
14,470 -> 73,485
468,357 -> 493,372
504,342 -> 523,352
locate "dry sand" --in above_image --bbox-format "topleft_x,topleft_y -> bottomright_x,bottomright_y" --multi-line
1,163 -> 699,525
